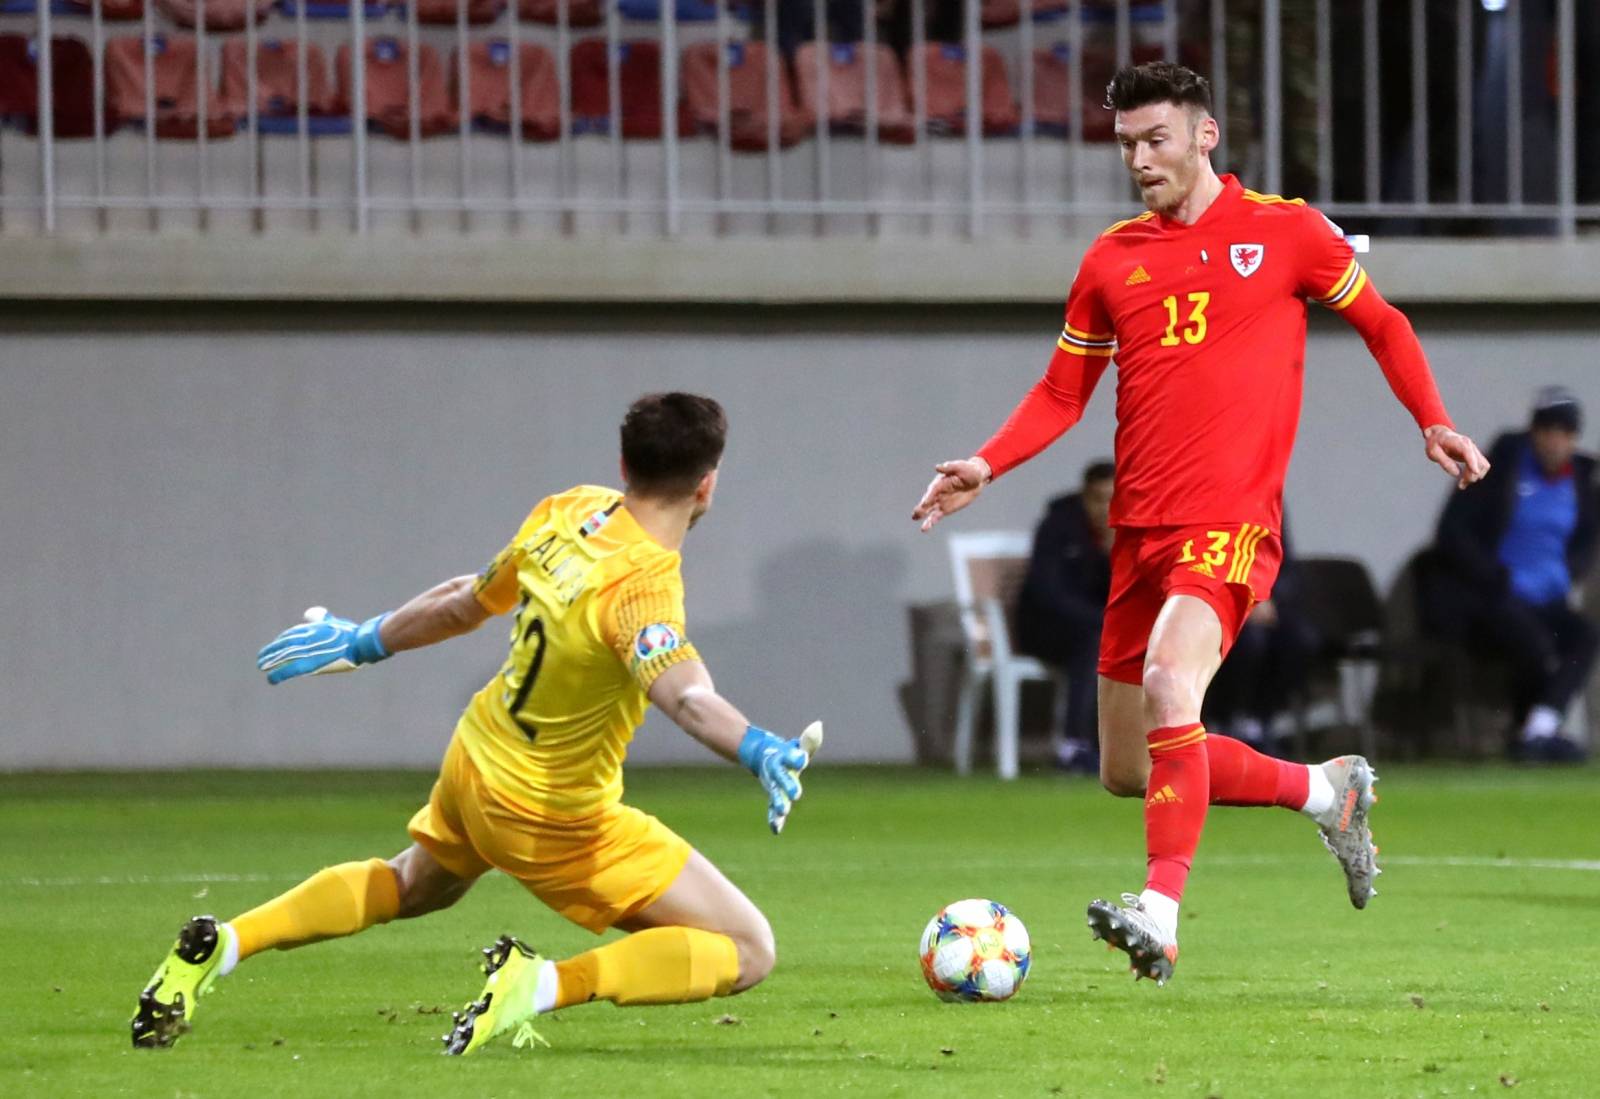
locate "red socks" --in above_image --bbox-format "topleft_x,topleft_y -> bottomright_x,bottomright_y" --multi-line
1143,724 -> 1210,903
1206,734 -> 1309,809
1143,726 -> 1313,904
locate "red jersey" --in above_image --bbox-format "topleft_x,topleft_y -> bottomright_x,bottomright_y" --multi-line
977,174 -> 1450,533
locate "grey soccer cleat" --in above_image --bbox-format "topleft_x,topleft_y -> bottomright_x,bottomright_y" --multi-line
1086,893 -> 1179,986
1314,755 -> 1382,909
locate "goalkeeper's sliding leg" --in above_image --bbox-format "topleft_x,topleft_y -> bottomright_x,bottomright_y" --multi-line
442,849 -> 772,1055
131,845 -> 476,1049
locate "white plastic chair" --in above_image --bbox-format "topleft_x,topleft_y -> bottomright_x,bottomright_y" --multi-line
947,531 -> 1062,780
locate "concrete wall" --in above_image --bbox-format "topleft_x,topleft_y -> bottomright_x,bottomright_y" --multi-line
2,302 -> 1595,769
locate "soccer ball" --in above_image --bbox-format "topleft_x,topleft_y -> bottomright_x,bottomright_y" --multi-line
918,898 -> 1031,1003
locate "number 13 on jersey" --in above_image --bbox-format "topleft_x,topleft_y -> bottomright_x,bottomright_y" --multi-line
1161,291 -> 1210,346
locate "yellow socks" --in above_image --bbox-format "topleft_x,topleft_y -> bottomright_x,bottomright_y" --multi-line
553,927 -> 740,1009
231,858 -> 400,960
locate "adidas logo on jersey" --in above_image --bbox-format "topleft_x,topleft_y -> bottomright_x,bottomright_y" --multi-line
1147,784 -> 1182,805
1188,560 -> 1216,578
1125,265 -> 1151,286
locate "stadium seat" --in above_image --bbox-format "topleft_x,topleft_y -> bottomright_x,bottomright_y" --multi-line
276,0 -> 390,18
408,0 -> 505,24
1029,44 -> 1071,136
792,42 -> 913,144
221,38 -> 340,132
680,41 -> 808,151
914,43 -> 1019,136
518,0 -> 602,27
1293,556 -> 1385,762
617,0 -> 719,22
569,39 -> 694,139
0,34 -> 97,137
1041,3 -> 1167,140
979,0 -> 1068,29
62,0 -> 144,18
454,39 -> 559,140
155,0 -> 273,30
335,37 -> 456,138
105,34 -> 237,138
947,531 -> 1062,780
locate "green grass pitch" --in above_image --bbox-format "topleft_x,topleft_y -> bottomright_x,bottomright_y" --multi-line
2,764 -> 1596,1097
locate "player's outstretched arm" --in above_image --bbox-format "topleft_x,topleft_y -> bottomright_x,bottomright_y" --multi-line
256,574 -> 494,685
912,339 -> 1109,532
1336,283 -> 1490,489
913,457 -> 992,532
648,660 -> 821,834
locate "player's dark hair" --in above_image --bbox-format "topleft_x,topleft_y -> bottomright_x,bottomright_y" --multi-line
620,392 -> 728,497
1104,61 -> 1213,117
1083,459 -> 1115,486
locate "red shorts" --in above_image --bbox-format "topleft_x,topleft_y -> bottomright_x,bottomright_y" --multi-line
1097,522 -> 1283,685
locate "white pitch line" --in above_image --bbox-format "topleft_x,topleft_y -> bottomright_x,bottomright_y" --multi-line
5,854 -> 1600,888
4,872 -> 293,888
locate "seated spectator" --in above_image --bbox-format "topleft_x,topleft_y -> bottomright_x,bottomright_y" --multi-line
1423,387 -> 1599,762
1203,519 -> 1318,754
1016,459 -> 1113,774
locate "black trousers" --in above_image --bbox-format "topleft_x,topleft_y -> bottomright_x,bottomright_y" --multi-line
1466,595 -> 1600,721
1018,618 -> 1100,744
1204,615 -> 1317,733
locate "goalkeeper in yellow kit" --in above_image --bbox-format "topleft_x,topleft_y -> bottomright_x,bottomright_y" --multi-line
131,393 -> 820,1054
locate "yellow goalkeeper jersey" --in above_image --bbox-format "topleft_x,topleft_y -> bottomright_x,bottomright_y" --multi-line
458,485 -> 700,817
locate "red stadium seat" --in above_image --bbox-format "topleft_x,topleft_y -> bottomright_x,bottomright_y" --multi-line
980,0 -> 1069,29
154,0 -> 273,30
409,0 -> 506,25
221,38 -> 336,119
454,39 -> 559,140
569,38 -> 693,139
680,40 -> 808,151
1030,44 -> 1071,135
335,37 -> 456,138
519,0 -> 602,27
792,41 -> 913,144
105,34 -> 237,139
63,0 -> 145,17
914,43 -> 1019,136
0,34 -> 97,138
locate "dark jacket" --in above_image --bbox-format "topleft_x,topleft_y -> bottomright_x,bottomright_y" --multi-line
1435,431 -> 1599,599
1016,491 -> 1111,658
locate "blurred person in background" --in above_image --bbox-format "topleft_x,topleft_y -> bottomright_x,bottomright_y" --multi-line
1425,386 -> 1599,763
1017,459 -> 1115,775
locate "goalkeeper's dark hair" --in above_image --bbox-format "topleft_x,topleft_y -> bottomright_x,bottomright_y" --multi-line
621,392 -> 728,497
1083,459 -> 1115,487
1104,61 -> 1213,117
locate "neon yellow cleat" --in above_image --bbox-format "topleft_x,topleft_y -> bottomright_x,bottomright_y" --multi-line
442,936 -> 550,1055
131,915 -> 236,1048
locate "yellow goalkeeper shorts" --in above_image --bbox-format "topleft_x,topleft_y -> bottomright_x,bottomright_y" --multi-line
408,734 -> 692,933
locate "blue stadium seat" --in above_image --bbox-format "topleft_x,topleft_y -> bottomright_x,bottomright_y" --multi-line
276,0 -> 390,18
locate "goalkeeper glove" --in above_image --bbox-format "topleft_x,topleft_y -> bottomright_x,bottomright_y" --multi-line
257,607 -> 390,685
737,725 -> 812,835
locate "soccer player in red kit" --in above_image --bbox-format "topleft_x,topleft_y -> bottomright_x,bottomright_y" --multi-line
912,62 -> 1489,985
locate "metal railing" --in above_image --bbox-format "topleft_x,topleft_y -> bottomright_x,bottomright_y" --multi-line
0,0 -> 1593,237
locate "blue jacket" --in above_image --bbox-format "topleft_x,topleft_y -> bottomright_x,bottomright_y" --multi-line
1434,431 -> 1599,598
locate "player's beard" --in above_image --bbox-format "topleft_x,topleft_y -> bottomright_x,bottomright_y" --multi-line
1140,142 -> 1201,216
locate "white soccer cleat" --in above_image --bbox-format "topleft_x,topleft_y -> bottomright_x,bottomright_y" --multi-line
1313,755 -> 1380,909
1086,893 -> 1179,986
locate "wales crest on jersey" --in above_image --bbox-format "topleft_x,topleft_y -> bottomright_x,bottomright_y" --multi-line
1230,243 -> 1266,278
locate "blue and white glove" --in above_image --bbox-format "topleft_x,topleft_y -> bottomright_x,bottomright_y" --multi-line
256,606 -> 391,685
737,721 -> 824,835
